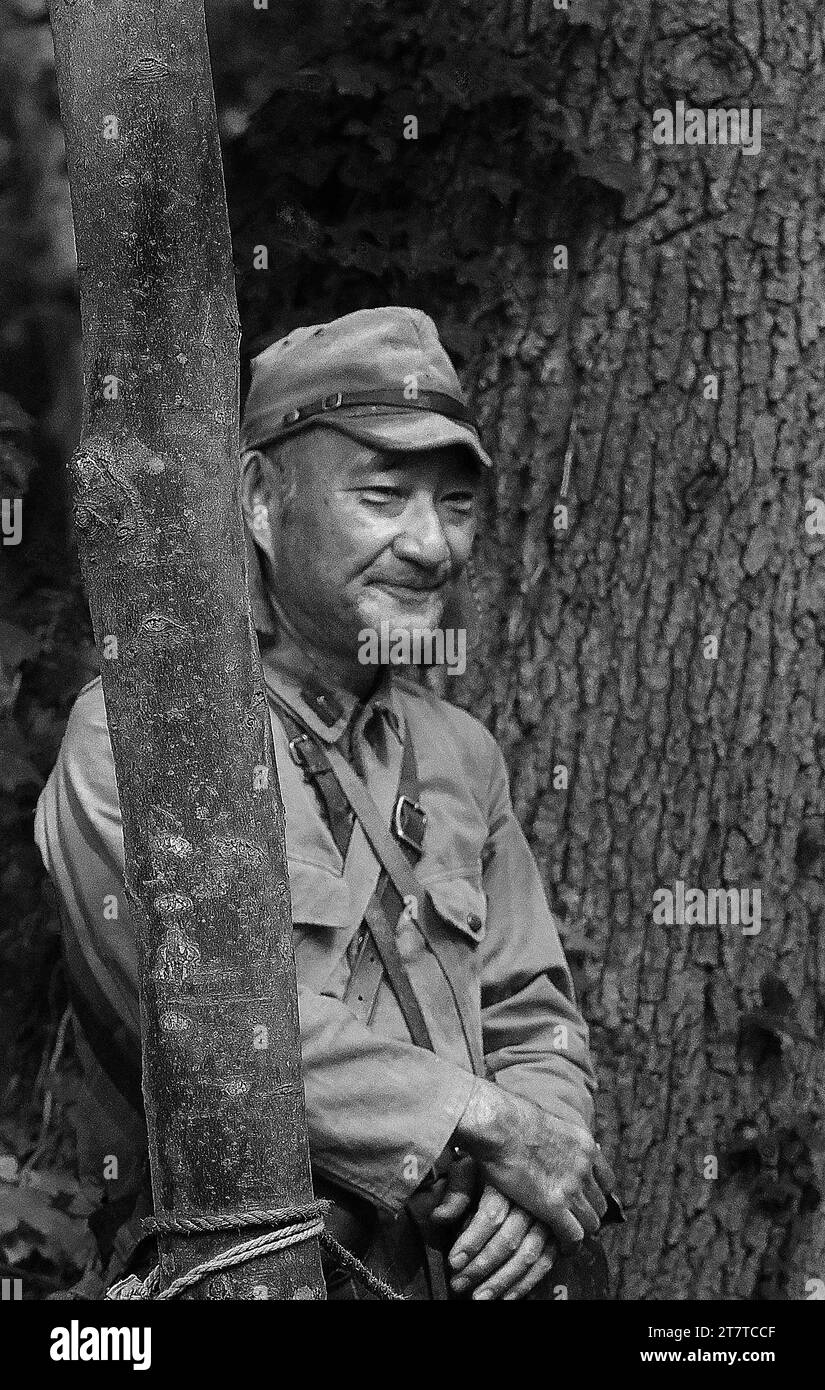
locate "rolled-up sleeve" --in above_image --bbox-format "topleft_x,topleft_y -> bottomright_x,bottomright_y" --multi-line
480,744 -> 597,1130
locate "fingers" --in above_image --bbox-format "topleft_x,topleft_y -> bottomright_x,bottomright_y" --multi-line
447,1183 -> 511,1273
565,1132 -> 611,1231
430,1155 -> 477,1224
502,1245 -> 557,1300
466,1223 -> 551,1300
548,1137 -> 601,1240
450,1203 -> 533,1294
569,1191 -> 602,1237
583,1172 -> 608,1222
543,1204 -> 586,1249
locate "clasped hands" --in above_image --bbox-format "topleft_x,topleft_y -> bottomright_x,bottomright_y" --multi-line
434,1087 -> 616,1300
430,1158 -> 557,1300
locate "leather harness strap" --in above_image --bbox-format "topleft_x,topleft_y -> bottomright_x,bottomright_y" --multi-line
343,731 -> 424,1032
321,738 -> 485,1077
359,891 -> 435,1052
267,686 -> 485,1077
269,690 -> 432,1052
281,715 -> 356,860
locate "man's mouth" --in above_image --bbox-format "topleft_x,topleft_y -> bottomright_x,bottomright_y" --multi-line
371,578 -> 444,600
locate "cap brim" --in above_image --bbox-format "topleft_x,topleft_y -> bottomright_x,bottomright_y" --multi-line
297,408 -> 493,470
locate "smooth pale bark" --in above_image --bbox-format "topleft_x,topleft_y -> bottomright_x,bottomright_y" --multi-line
49,0 -> 324,1299
458,0 -> 825,1298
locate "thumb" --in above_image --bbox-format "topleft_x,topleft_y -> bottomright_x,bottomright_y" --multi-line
431,1154 -> 477,1224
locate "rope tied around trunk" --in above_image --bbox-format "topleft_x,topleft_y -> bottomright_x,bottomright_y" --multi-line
105,1200 -> 404,1302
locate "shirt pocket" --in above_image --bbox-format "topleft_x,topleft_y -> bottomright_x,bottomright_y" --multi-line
420,872 -> 487,1073
425,871 -> 488,948
288,858 -> 350,931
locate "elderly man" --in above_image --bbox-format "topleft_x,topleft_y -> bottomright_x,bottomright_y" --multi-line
34,306 -> 614,1300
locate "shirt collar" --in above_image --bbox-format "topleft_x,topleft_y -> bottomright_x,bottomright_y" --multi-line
260,620 -> 403,747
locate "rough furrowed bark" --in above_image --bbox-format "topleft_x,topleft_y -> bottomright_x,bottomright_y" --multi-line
49,0 -> 324,1299
461,0 -> 825,1299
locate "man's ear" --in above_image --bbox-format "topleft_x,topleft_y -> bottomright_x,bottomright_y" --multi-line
240,449 -> 278,639
240,448 -> 275,552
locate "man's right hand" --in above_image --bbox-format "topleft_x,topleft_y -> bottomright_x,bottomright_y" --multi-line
452,1078 -> 614,1249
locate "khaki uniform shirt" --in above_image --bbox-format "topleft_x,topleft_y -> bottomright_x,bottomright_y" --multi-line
34,646 -> 596,1214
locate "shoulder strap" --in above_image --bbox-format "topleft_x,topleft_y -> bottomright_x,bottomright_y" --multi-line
322,742 -> 431,913
321,740 -> 485,1076
268,691 -> 355,859
266,684 -> 484,1074
361,889 -> 435,1051
268,688 -> 435,1050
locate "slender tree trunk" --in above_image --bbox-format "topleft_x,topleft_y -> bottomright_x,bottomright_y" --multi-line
49,0 -> 325,1299
463,0 -> 825,1299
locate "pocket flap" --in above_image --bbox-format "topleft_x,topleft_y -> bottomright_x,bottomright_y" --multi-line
426,875 -> 488,945
288,857 -> 352,931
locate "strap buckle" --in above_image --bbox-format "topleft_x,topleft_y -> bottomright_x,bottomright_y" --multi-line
393,794 -> 427,854
288,733 -> 309,764
322,391 -> 343,410
288,733 -> 317,775
289,731 -> 333,780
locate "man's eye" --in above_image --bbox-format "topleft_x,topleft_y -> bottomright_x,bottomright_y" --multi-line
361,487 -> 403,505
441,495 -> 475,514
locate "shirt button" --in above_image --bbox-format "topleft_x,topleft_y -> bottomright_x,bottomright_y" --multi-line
467,912 -> 482,933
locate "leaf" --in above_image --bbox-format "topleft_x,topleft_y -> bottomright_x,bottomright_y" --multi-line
25,1168 -> 84,1201
0,1186 -> 93,1264
3,1236 -> 32,1265
0,1153 -> 19,1183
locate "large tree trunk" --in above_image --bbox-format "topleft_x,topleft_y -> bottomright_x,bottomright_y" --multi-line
464,0 -> 825,1299
49,0 -> 325,1299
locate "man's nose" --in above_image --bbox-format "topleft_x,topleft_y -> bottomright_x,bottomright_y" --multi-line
392,496 -> 452,570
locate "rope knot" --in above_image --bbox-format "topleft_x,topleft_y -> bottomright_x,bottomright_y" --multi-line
105,1198 -> 403,1301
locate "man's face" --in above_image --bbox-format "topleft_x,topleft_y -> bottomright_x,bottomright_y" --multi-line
257,427 -> 481,662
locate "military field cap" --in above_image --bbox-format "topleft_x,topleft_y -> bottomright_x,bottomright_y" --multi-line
240,306 -> 493,469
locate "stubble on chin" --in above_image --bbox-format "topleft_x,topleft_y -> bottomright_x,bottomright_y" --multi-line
357,586 -> 446,638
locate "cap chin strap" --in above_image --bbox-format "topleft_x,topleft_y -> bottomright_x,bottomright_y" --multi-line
272,387 -> 478,437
